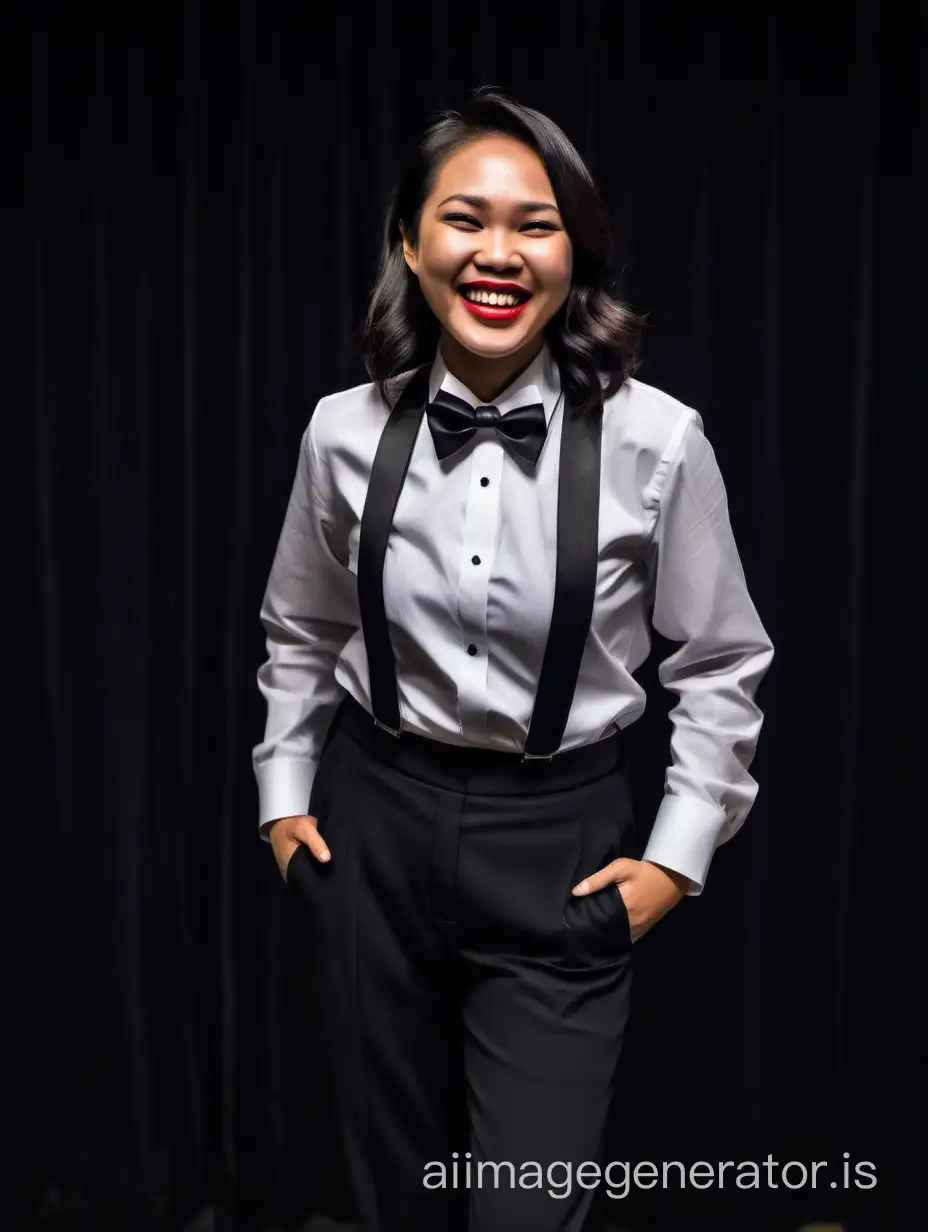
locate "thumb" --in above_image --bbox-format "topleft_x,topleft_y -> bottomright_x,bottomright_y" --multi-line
572,856 -> 637,897
289,813 -> 319,842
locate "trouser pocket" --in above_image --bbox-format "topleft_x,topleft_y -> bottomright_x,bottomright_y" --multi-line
561,776 -> 636,960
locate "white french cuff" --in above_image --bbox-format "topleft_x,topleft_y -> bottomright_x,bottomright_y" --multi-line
640,793 -> 732,897
255,757 -> 317,841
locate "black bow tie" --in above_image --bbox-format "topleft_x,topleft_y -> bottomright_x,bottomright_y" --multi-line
426,389 -> 548,467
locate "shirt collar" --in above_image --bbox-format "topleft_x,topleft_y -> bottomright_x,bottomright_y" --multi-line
428,338 -> 562,427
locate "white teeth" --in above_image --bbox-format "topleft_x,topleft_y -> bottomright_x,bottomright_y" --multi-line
461,288 -> 524,307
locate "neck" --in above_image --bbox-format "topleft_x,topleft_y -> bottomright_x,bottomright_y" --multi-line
439,330 -> 545,405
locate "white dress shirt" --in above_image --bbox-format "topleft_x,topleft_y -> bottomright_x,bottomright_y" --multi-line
253,341 -> 774,896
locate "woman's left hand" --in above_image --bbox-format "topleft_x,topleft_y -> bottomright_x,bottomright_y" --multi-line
571,858 -> 690,942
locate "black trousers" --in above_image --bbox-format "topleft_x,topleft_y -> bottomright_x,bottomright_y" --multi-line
287,694 -> 636,1232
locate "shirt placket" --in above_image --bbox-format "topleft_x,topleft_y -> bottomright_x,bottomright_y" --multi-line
454,436 -> 505,743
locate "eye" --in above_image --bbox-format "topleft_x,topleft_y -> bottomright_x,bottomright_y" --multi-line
521,221 -> 561,234
442,213 -> 482,229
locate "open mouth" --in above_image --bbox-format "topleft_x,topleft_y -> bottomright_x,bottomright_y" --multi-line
457,282 -> 533,320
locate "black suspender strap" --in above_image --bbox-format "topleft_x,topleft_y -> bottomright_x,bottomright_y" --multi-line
522,397 -> 603,758
357,364 -> 432,736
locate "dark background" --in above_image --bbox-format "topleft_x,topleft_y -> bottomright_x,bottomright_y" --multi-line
9,0 -> 927,1229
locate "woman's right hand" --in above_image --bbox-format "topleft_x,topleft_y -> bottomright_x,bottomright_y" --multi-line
267,814 -> 331,883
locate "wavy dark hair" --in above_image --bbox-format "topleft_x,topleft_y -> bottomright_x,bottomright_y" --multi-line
360,87 -> 645,418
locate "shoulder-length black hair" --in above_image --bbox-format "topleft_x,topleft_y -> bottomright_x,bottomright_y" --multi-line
360,86 -> 645,418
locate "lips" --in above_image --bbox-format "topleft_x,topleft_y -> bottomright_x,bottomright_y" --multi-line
457,281 -> 533,322
459,296 -> 531,322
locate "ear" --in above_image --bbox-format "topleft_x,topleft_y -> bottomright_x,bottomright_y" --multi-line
400,222 -> 418,275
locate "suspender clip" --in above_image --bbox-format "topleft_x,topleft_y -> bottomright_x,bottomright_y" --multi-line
521,750 -> 555,762
372,717 -> 402,738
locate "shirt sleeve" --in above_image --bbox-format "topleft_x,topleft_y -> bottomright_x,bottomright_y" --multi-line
640,410 -> 774,895
252,407 -> 360,841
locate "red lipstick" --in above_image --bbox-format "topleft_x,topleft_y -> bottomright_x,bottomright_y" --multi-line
457,280 -> 533,323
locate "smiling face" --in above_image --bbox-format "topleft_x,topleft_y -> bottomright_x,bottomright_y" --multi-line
401,134 -> 573,374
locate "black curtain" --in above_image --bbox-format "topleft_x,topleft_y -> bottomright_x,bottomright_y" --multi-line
10,1 -> 926,1229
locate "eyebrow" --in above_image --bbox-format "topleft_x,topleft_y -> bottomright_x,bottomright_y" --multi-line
436,193 -> 561,215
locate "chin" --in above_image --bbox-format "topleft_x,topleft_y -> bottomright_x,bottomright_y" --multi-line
454,333 -> 533,359
447,317 -> 542,360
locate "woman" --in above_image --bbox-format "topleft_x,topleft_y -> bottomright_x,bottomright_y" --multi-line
253,88 -> 773,1232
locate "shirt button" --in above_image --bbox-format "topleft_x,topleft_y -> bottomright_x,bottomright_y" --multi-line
467,644 -> 478,656
471,555 -> 481,565
480,477 -> 489,486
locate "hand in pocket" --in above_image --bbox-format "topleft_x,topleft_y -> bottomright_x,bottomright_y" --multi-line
266,814 -> 332,883
571,856 -> 689,942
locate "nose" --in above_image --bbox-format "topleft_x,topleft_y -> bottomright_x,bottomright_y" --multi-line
474,227 -> 523,274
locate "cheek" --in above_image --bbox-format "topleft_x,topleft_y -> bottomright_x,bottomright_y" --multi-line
536,243 -> 573,297
417,235 -> 471,287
